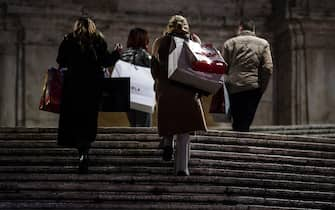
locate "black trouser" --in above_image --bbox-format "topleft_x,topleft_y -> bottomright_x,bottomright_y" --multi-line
229,88 -> 263,132
127,109 -> 152,127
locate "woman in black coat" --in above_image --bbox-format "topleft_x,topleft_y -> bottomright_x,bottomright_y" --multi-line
56,17 -> 116,173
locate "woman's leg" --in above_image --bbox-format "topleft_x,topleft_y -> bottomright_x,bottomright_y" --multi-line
175,133 -> 190,176
159,135 -> 174,161
78,144 -> 90,174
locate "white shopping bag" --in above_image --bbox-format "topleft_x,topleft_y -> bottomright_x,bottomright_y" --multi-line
112,60 -> 155,113
168,36 -> 225,94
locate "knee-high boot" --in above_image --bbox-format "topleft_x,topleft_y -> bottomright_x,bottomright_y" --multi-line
175,133 -> 190,176
160,135 -> 174,161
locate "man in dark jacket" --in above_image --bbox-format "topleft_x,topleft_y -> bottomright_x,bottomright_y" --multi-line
223,18 -> 273,132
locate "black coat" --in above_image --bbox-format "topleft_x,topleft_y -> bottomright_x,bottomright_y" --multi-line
56,32 -> 116,148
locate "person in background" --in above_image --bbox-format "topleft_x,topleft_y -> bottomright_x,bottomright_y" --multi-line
151,15 -> 207,176
118,28 -> 152,127
223,18 -> 273,132
56,17 -> 116,174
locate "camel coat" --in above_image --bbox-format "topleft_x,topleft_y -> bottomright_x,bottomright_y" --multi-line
151,33 -> 207,137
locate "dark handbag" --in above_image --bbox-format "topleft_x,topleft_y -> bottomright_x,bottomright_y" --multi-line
209,84 -> 231,122
39,67 -> 62,113
99,78 -> 130,112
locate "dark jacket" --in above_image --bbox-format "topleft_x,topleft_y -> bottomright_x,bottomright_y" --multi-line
56,32 -> 112,148
151,33 -> 207,136
223,30 -> 273,94
120,47 -> 151,68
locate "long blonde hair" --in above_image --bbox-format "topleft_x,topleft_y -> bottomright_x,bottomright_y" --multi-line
73,17 -> 97,38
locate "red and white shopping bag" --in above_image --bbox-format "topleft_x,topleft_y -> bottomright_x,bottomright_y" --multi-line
187,42 -> 227,74
39,67 -> 63,113
168,36 -> 227,94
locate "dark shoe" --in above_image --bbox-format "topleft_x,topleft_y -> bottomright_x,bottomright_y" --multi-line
162,146 -> 173,161
176,170 -> 190,176
78,154 -> 89,174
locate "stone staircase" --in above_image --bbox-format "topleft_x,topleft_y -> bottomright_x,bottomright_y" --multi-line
251,124 -> 335,138
0,127 -> 335,210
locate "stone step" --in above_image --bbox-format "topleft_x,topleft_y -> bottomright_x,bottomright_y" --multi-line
252,124 -> 335,135
1,128 -> 334,209
0,201 -> 319,210
1,155 -> 335,176
2,125 -> 335,139
0,192 -> 334,209
1,133 -> 335,151
1,144 -> 335,159
1,166 -> 334,184
200,132 -> 335,145
0,127 -> 157,134
2,127 -> 335,145
2,181 -> 335,201
1,150 -> 335,168
1,174 -> 334,193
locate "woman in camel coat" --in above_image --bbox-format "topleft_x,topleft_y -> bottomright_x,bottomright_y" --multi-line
151,15 -> 207,176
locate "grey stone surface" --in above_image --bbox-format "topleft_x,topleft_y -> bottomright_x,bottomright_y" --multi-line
0,0 -> 335,127
0,128 -> 335,209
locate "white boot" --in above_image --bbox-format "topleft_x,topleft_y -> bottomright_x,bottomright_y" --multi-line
175,133 -> 190,176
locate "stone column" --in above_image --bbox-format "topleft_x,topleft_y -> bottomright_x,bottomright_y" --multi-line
272,0 -> 335,125
15,21 -> 26,127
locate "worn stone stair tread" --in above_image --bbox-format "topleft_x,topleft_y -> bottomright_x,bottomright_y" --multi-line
1,173 -> 334,192
2,182 -> 335,201
1,151 -> 335,168
1,136 -> 335,153
0,201 -> 318,210
0,193 -> 334,209
1,154 -> 334,171
1,127 -> 335,209
193,143 -> 335,159
2,129 -> 335,145
192,136 -> 335,151
1,166 -> 335,184
0,127 -> 158,134
1,157 -> 334,176
1,142 -> 335,160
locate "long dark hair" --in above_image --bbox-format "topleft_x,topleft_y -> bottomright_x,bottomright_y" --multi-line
126,28 -> 149,51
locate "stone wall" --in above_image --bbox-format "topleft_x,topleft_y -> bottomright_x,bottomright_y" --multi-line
272,0 -> 335,125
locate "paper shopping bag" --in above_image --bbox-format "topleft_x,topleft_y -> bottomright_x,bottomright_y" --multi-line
209,83 -> 231,122
168,36 -> 224,94
112,60 -> 155,113
99,77 -> 130,112
187,42 -> 227,74
39,67 -> 62,113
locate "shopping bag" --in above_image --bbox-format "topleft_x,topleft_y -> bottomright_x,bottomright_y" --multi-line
112,60 -> 155,113
99,77 -> 130,112
209,83 -> 231,122
168,36 -> 225,94
39,67 -> 62,113
187,42 -> 227,74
